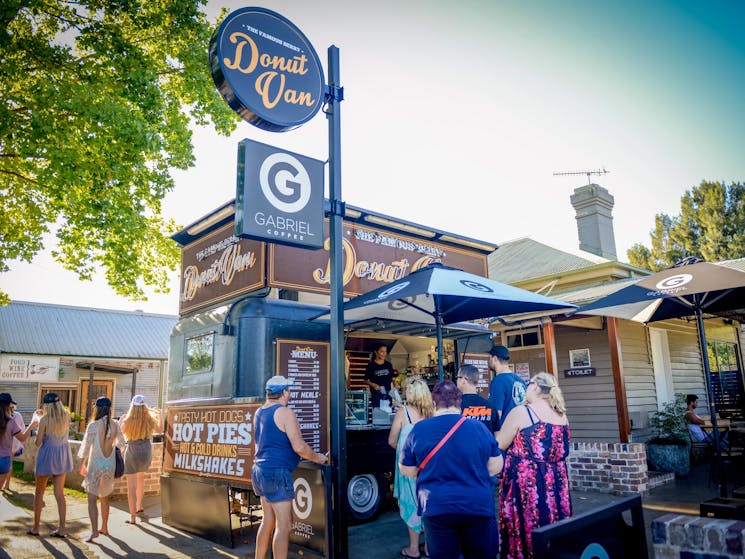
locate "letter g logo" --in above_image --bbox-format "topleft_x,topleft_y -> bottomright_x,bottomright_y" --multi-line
260,153 -> 312,213
293,477 -> 312,519
655,273 -> 693,291
376,281 -> 411,300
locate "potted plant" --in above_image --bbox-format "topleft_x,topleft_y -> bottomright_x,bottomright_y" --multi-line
646,393 -> 691,477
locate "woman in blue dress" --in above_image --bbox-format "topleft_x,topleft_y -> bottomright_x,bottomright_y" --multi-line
388,378 -> 434,558
32,392 -> 73,538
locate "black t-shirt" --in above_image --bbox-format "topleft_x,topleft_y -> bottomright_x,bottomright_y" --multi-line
364,360 -> 395,406
461,392 -> 497,432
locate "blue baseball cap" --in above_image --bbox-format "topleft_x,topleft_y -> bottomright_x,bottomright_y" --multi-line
266,375 -> 294,394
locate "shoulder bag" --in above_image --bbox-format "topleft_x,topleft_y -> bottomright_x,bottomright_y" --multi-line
114,446 -> 125,478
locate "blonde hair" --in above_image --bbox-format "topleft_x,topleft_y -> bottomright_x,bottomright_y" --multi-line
532,372 -> 567,415
394,373 -> 408,388
121,405 -> 158,441
42,401 -> 70,437
405,378 -> 434,419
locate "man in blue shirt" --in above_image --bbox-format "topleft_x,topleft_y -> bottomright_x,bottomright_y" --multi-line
487,345 -> 527,430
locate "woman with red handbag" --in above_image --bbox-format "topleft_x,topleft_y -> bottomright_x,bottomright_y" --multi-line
400,381 -> 503,559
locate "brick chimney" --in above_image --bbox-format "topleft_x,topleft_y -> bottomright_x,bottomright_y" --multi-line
570,183 -> 617,260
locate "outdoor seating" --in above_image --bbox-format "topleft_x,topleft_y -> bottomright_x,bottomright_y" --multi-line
688,429 -> 711,465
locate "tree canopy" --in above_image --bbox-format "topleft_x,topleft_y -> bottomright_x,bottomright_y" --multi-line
627,181 -> 745,271
0,1 -> 238,305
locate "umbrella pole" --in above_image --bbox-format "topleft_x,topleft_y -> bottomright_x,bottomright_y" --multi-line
435,300 -> 444,382
695,306 -> 727,498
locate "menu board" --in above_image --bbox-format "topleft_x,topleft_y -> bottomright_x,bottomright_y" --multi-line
163,403 -> 261,483
461,352 -> 491,398
276,340 -> 330,454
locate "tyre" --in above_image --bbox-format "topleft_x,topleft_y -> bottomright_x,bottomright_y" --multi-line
346,473 -> 382,522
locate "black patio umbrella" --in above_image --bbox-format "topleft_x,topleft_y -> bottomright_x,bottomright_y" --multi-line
576,257 -> 745,497
317,263 -> 576,380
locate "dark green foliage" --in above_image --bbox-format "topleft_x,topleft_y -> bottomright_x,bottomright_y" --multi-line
628,182 -> 745,271
0,1 -> 238,304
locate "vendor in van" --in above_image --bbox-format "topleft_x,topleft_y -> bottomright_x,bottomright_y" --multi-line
364,343 -> 395,408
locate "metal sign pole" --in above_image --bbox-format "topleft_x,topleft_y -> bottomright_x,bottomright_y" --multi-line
326,44 -> 348,558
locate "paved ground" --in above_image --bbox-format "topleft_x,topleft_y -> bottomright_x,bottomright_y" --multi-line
0,461 -> 739,558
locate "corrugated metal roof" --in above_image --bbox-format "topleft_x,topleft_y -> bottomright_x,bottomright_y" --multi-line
0,301 -> 178,359
488,238 -> 601,284
720,257 -> 745,272
551,279 -> 638,306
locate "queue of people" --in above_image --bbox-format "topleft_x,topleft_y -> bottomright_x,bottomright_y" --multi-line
385,346 -> 572,559
1,390 -> 164,542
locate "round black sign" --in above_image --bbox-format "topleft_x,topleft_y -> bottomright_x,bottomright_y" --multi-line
209,7 -> 325,132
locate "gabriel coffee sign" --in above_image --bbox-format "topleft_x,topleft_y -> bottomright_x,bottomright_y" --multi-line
209,7 -> 325,131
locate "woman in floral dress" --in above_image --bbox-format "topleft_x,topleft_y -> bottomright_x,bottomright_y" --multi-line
497,372 -> 572,559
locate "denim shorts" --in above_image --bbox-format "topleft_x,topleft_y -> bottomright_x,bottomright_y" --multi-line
251,465 -> 294,503
0,456 -> 11,475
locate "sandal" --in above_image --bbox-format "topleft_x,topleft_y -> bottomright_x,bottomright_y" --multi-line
401,548 -> 420,558
50,531 -> 68,539
26,530 -> 40,536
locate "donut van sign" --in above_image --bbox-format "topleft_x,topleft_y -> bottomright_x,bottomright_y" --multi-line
209,7 -> 325,132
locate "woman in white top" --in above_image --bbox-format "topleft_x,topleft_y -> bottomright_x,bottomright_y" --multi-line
78,397 -> 123,542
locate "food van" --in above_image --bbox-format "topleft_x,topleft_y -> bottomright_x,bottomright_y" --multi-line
160,202 -> 496,549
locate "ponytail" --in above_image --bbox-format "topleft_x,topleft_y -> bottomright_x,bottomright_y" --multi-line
531,372 -> 567,416
547,385 -> 566,415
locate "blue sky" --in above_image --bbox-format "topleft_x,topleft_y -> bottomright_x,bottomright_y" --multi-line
3,0 -> 744,314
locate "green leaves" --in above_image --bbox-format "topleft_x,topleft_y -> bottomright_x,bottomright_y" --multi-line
627,182 -> 745,271
0,1 -> 238,302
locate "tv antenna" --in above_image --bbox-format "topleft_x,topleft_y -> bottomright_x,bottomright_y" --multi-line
553,166 -> 609,185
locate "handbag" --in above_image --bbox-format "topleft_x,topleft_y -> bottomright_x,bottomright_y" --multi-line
114,446 -> 125,478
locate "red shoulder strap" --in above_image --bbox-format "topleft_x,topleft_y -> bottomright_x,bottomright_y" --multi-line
417,417 -> 467,473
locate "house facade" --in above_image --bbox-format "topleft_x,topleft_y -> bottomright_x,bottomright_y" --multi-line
0,301 -> 177,424
488,185 -> 745,443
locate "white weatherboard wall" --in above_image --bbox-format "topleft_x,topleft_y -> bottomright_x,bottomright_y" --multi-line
556,327 -> 618,442
618,321 -> 656,440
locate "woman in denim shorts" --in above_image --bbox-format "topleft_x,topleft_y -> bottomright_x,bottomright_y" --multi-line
252,376 -> 327,559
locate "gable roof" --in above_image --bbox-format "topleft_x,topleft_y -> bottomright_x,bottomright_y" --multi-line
488,237 -> 604,284
0,301 -> 177,359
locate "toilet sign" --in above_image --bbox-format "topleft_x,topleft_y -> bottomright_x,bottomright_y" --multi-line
235,139 -> 324,249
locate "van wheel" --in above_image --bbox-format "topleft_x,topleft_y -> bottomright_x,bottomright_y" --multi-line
346,474 -> 382,521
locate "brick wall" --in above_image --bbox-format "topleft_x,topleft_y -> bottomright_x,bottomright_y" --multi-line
567,441 -> 649,495
652,513 -> 745,558
110,442 -> 163,499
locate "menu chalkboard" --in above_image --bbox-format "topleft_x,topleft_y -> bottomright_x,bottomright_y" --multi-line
276,340 -> 330,454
